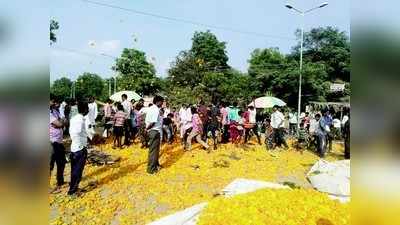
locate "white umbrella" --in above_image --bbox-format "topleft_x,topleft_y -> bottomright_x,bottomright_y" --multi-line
248,96 -> 286,108
110,91 -> 141,102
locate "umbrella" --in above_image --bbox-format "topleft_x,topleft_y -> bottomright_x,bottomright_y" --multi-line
248,96 -> 286,108
110,91 -> 141,102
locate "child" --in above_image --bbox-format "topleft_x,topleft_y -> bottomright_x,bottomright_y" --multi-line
264,118 -> 274,150
68,101 -> 89,196
113,103 -> 126,149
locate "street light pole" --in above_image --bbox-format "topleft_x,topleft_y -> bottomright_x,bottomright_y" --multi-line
285,2 -> 328,136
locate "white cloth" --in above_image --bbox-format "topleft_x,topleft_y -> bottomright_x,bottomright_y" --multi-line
163,107 -> 171,118
289,112 -> 297,124
145,104 -> 162,132
248,109 -> 256,124
121,100 -> 132,119
179,107 -> 186,124
333,118 -> 341,128
69,114 -> 88,152
271,111 -> 285,128
59,101 -> 67,119
309,119 -> 319,134
87,102 -> 98,125
341,115 -> 349,126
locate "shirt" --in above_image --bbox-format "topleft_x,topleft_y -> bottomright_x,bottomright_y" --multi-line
114,111 -> 126,127
121,100 -> 132,119
333,118 -> 341,128
342,115 -> 349,126
69,114 -> 88,152
49,109 -> 63,143
87,102 -> 98,125
220,107 -> 228,125
289,112 -> 297,124
248,109 -> 256,124
192,113 -> 203,133
271,111 -> 285,128
198,105 -> 208,124
104,103 -> 113,118
228,107 -> 240,122
145,104 -> 162,132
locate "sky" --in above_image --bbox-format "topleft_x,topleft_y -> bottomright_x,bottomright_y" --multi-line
49,0 -> 350,82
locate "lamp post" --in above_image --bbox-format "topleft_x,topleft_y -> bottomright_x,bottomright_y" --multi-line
285,2 -> 328,136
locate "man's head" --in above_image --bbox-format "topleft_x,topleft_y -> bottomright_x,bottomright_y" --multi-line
153,95 -> 164,108
190,106 -> 197,114
121,94 -> 127,101
249,105 -> 255,111
89,96 -> 95,103
233,102 -> 238,107
315,113 -> 321,121
117,103 -> 124,111
78,101 -> 89,116
167,113 -> 173,118
107,98 -> 113,104
321,108 -> 329,116
265,118 -> 271,125
306,112 -> 309,116
273,105 -> 279,112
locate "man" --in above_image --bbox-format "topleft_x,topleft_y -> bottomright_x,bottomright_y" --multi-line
227,102 -> 240,123
86,96 -> 98,141
197,100 -> 209,141
49,97 -> 66,194
343,113 -> 350,159
87,96 -> 98,128
145,95 -> 164,174
220,102 -> 229,143
288,110 -> 297,136
325,109 -> 334,152
68,101 -> 90,196
208,102 -> 221,150
270,105 -> 288,149
244,106 -> 261,144
121,94 -> 132,146
316,109 -> 330,158
103,99 -> 114,138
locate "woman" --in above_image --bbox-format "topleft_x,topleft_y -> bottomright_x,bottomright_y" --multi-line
186,107 -> 209,151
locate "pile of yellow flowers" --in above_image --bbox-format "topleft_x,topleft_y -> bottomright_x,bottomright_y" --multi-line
49,139 -> 344,225
198,188 -> 350,225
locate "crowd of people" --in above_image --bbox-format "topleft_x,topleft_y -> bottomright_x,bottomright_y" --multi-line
50,93 -> 350,196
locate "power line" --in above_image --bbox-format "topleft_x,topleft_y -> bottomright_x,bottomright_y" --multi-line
51,46 -> 117,59
80,0 -> 295,41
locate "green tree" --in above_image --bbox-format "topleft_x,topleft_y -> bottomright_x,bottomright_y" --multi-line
113,48 -> 161,96
292,26 -> 350,82
50,19 -> 59,45
75,72 -> 106,100
191,30 -> 229,70
248,48 -> 287,94
167,30 -> 230,88
50,77 -> 72,100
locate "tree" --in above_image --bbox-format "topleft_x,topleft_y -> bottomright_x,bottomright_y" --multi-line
191,30 -> 229,70
167,30 -> 230,88
168,51 -> 203,88
50,77 -> 72,100
113,48 -> 161,96
50,19 -> 59,45
291,26 -> 350,82
75,72 -> 106,100
248,48 -> 288,94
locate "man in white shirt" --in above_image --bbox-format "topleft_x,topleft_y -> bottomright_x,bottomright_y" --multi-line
178,104 -> 187,139
145,95 -> 164,174
68,101 -> 89,196
270,105 -> 288,149
121,94 -> 132,145
87,96 -> 98,126
288,110 -> 297,135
